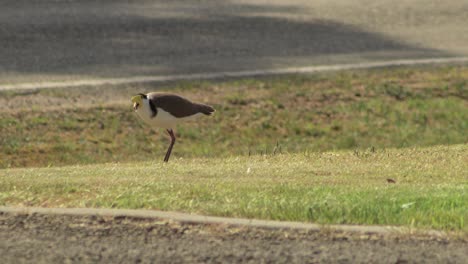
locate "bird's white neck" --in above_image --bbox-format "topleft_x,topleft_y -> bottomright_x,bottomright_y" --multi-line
136,99 -> 154,121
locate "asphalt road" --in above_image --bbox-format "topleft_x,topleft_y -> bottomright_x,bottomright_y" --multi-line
1,0 -> 467,84
1,212 -> 467,264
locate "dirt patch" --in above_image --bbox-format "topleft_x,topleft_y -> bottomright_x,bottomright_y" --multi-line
0,212 -> 466,263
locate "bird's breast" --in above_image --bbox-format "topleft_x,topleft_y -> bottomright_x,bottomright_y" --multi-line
136,107 -> 182,129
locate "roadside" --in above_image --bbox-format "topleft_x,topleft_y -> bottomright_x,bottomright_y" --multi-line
1,64 -> 467,168
2,57 -> 468,91
1,212 -> 466,263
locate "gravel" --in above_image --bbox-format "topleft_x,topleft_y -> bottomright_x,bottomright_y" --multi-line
1,212 -> 466,263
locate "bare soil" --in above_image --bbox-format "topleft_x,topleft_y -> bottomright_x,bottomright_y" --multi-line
1,212 -> 466,263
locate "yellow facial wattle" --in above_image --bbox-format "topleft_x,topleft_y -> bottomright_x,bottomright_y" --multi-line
131,95 -> 143,110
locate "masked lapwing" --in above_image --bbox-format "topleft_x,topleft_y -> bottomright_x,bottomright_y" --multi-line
131,92 -> 215,162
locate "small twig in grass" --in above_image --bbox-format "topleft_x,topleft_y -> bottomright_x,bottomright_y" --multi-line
354,149 -> 360,157
387,178 -> 396,184
272,141 -> 282,155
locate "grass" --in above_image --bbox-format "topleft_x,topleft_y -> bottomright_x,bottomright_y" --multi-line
0,65 -> 467,168
0,65 -> 467,233
0,145 -> 467,232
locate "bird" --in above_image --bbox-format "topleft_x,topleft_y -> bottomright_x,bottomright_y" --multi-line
131,92 -> 215,162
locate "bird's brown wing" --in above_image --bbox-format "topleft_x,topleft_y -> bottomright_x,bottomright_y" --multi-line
147,92 -> 211,118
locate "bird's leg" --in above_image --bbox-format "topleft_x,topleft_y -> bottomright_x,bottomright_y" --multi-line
164,129 -> 176,162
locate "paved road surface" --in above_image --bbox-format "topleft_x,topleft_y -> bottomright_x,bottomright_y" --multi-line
1,212 -> 467,263
1,0 -> 467,84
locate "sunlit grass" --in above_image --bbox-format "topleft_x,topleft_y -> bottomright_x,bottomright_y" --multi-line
1,144 -> 466,232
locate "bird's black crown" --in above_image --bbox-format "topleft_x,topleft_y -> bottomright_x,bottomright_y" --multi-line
136,93 -> 147,99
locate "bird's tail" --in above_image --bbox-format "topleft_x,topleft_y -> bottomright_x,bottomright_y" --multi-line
197,103 -> 215,116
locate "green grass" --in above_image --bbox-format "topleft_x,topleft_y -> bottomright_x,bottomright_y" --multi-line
0,65 -> 467,233
0,65 -> 467,168
0,145 -> 466,232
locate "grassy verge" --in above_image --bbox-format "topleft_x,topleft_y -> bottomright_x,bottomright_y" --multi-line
1,145 -> 467,232
1,65 -> 467,168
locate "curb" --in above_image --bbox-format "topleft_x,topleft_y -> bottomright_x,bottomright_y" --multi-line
1,57 -> 468,91
0,206 -> 446,237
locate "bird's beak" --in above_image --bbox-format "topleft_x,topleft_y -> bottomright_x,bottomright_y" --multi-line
133,102 -> 139,110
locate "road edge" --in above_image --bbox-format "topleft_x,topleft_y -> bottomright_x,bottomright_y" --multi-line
0,206 -> 448,237
1,57 -> 468,91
